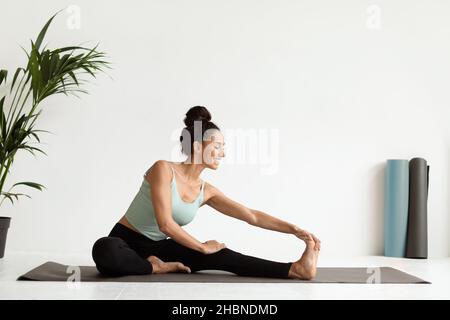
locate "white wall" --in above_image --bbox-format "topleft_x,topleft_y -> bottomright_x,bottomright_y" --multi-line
1,0 -> 449,261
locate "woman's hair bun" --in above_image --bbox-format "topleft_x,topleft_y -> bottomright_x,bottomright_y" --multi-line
183,106 -> 212,127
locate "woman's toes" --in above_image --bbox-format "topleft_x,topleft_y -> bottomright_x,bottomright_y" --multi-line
175,262 -> 191,273
148,256 -> 191,274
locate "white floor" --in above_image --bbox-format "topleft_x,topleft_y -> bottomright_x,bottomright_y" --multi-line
0,251 -> 449,299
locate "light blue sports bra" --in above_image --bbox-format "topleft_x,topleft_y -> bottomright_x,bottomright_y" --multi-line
124,163 -> 205,241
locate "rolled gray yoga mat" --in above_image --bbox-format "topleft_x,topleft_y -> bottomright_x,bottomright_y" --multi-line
406,158 -> 429,259
17,261 -> 430,284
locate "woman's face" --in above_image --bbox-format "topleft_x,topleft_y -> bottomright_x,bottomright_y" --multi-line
200,130 -> 225,170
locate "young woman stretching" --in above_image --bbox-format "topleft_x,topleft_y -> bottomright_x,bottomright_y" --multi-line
92,106 -> 321,279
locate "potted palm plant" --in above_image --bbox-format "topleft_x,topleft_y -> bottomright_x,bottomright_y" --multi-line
0,11 -> 110,258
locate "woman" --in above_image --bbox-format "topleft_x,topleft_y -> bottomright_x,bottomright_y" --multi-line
92,106 -> 321,279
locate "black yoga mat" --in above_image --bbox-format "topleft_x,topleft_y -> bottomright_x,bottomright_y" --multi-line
17,261 -> 430,284
406,158 -> 429,259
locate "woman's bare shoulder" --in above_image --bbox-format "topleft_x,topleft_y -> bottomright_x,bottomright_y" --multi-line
144,160 -> 173,182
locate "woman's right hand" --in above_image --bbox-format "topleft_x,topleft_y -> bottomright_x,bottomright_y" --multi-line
201,240 -> 226,254
294,227 -> 321,250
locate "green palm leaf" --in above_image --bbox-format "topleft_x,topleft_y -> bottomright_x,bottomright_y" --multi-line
0,70 -> 7,86
0,10 -> 110,209
12,181 -> 45,191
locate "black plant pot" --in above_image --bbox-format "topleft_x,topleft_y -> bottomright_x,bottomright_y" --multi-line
0,217 -> 11,258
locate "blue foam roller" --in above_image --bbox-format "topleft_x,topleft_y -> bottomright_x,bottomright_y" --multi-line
384,159 -> 409,257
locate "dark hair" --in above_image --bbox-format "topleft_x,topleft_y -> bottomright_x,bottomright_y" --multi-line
179,106 -> 221,156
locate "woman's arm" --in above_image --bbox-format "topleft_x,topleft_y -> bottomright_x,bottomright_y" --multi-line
250,208 -> 299,234
204,182 -> 296,233
148,160 -> 206,253
204,182 -> 321,249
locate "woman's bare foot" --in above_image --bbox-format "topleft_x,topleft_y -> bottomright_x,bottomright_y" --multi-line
288,240 -> 319,280
147,255 -> 191,274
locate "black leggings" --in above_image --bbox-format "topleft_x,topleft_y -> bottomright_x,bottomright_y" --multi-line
92,223 -> 293,278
